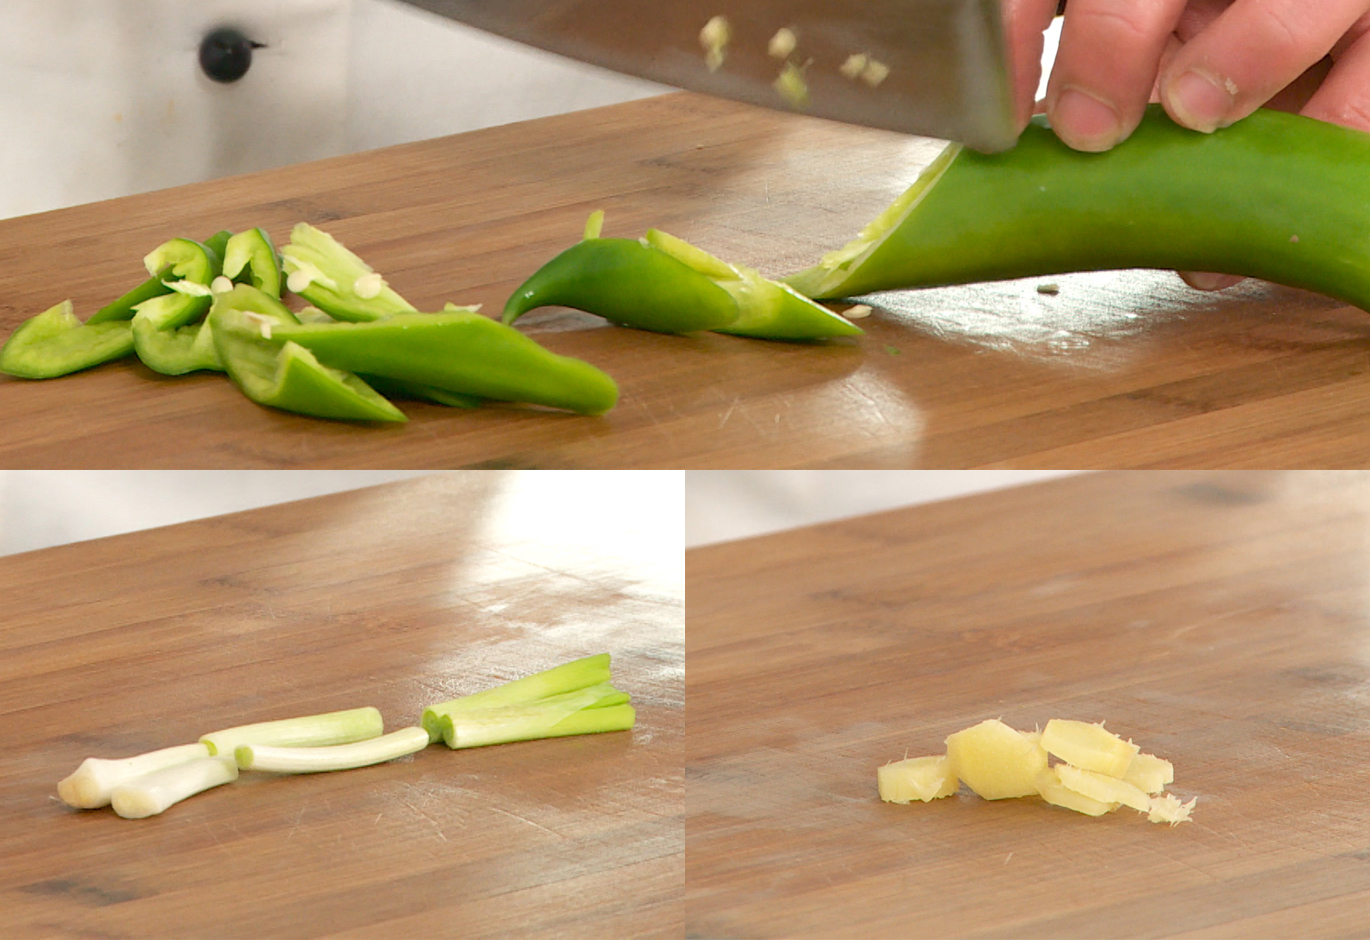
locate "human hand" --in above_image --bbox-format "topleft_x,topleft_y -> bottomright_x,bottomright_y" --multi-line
1006,1 -> 1370,147
1004,0 -> 1370,289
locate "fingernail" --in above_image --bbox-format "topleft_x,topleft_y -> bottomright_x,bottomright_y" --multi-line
1167,70 -> 1235,133
1050,87 -> 1123,152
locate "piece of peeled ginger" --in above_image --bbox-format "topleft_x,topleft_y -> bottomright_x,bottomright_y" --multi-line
878,755 -> 958,803
944,718 -> 1047,800
880,717 -> 1194,826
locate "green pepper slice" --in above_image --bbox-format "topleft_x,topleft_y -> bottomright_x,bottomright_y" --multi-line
0,300 -> 134,378
643,229 -> 861,340
130,293 -> 221,375
222,227 -> 283,299
273,310 -> 618,416
280,223 -> 415,322
786,105 -> 1370,308
89,231 -> 229,324
359,375 -> 482,409
209,285 -> 406,422
502,236 -> 742,334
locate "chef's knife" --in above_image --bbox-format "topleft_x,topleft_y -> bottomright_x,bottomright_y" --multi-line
396,0 -> 1017,151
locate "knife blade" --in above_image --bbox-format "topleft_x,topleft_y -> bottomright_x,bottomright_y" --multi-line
396,0 -> 1017,151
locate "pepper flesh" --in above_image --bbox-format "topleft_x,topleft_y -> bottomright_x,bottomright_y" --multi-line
643,228 -> 862,340
502,236 -> 743,334
0,300 -> 134,378
222,227 -> 283,299
280,222 -> 415,321
273,311 -> 619,415
209,284 -> 406,422
89,230 -> 231,324
786,106 -> 1370,308
131,293 -> 222,375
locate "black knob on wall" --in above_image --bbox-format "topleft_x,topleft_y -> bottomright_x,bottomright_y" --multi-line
200,27 -> 264,84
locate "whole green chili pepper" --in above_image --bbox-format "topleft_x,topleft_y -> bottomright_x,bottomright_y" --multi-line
280,223 -> 415,321
786,106 -> 1370,308
272,309 -> 618,415
89,230 -> 230,324
0,300 -> 134,378
222,227 -> 283,298
209,284 -> 406,422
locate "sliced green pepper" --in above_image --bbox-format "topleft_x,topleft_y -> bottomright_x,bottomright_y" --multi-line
503,214 -> 859,339
360,375 -> 482,409
786,105 -> 1370,308
89,231 -> 230,324
222,227 -> 283,299
130,293 -> 221,375
0,300 -> 134,378
643,229 -> 861,340
209,285 -> 406,422
272,310 -> 618,416
280,223 -> 415,322
502,236 -> 742,334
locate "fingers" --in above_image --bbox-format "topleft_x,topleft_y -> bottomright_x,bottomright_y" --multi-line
1001,0 -> 1064,131
1044,0 -> 1190,151
1302,15 -> 1370,131
1159,0 -> 1370,133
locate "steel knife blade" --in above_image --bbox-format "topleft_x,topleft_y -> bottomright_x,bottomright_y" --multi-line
397,0 -> 1017,151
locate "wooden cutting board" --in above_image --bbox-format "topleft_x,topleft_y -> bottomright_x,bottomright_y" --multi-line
3,93 -> 1366,468
0,472 -> 683,938
687,471 -> 1370,938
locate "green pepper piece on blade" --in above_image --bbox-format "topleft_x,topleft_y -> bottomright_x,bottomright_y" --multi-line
280,222 -> 415,322
209,284 -> 406,423
130,293 -> 221,376
785,105 -> 1370,309
221,227 -> 283,299
273,310 -> 619,416
502,236 -> 742,334
89,230 -> 231,324
0,300 -> 134,378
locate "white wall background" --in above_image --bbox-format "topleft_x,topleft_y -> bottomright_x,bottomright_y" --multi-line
686,471 -> 1086,547
0,0 -> 663,220
0,471 -> 435,556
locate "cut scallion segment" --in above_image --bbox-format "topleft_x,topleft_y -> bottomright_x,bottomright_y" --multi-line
200,705 -> 384,757
235,726 -> 430,773
57,742 -> 211,809
441,702 -> 636,749
420,653 -> 613,742
109,755 -> 238,819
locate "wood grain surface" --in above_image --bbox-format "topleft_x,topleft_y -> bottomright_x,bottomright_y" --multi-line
4,93 -> 1366,468
0,472 -> 684,938
686,471 -> 1370,938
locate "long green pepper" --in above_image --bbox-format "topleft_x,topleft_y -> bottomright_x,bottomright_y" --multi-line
787,105 -> 1370,308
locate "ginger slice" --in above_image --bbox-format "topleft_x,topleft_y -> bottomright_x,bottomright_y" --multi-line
1035,766 -> 1117,816
1056,763 -> 1152,813
1041,719 -> 1139,777
945,718 -> 1046,800
878,755 -> 958,803
1122,751 -> 1174,794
